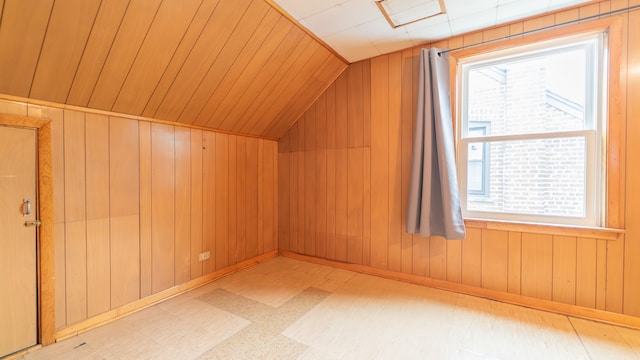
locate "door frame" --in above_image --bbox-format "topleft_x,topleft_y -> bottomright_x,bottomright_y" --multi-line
0,114 -> 55,346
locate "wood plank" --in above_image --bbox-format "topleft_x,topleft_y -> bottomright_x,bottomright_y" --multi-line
112,0 -> 202,115
507,231 -> 522,295
576,237 -> 597,308
370,55 -> 389,269
178,2 -> 276,124
109,117 -> 140,308
347,62 -> 364,148
228,136 -> 238,264
138,121 -> 152,297
246,138 -> 259,258
67,0 -> 130,106
400,49 -> 414,274
174,127 -> 191,285
335,72 -> 348,262
481,229 -> 509,292
215,133 -> 229,270
552,236 -> 577,305
596,239 -> 607,310
30,0 -> 101,103
347,148 -> 364,264
85,113 -> 110,317
288,137 -> 299,254
0,0 -> 53,96
87,0 -> 163,110
202,131 -> 216,274
461,228 -> 482,286
190,129 -> 204,279
141,0 -> 223,117
521,233 -> 553,301
429,236 -> 447,280
278,150 -> 290,251
296,123 -> 306,254
326,84 -> 337,260
304,111 -> 317,256
63,110 -> 87,324
624,6 -> 640,316
388,52 -> 403,273
236,136 -> 247,260
151,123 -> 175,293
262,140 -> 277,253
606,236 -> 625,313
315,94 -> 328,259
446,239 -> 462,284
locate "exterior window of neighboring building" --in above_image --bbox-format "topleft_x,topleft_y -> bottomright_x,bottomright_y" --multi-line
456,32 -> 607,226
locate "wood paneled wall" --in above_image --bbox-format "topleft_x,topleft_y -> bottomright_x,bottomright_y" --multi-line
279,0 -> 640,318
0,0 -> 346,139
0,98 -> 278,330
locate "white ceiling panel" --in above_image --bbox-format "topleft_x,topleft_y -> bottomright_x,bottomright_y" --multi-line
273,0 -> 596,62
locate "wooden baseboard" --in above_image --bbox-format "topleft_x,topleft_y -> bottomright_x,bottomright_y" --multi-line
54,251 -> 278,341
279,250 -> 640,330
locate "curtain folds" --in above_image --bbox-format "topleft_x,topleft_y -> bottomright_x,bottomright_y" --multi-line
406,48 -> 466,240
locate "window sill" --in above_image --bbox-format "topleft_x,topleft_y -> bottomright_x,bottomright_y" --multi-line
464,218 -> 624,241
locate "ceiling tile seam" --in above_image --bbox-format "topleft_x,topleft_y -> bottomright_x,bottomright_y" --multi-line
145,0 -> 223,120
26,0 -> 56,100
171,0 -> 259,125
107,0 -> 166,112
123,0 -> 208,117
191,7 -> 284,127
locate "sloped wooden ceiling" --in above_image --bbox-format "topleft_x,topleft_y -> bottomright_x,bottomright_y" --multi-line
0,0 -> 347,139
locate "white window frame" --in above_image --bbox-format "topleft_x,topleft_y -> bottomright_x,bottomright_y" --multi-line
456,32 -> 608,227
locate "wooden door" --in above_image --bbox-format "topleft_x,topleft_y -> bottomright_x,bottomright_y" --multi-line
0,125 -> 38,357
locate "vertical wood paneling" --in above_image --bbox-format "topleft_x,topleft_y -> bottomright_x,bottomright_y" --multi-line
151,124 -> 175,293
370,56 -> 389,269
236,137 -> 248,261
261,140 -> 278,253
429,236 -> 447,280
388,52 -> 403,273
246,138 -> 259,258
278,144 -> 290,251
29,0 -> 102,103
190,129 -> 204,279
296,123 -> 305,254
521,233 -> 553,301
596,239 -> 607,310
552,236 -> 577,305
576,237 -> 597,308
335,74 -> 348,262
109,117 -> 140,308
481,230 -> 509,292
64,110 -> 87,324
85,113 -> 111,317
202,131 -> 216,274
229,136 -> 238,264
400,49 -> 414,274
174,127 -> 192,285
138,121 -> 152,298
507,232 -> 522,294
315,95 -> 328,259
304,111 -> 317,256
215,134 -> 229,270
624,6 -> 640,317
347,148 -> 364,264
461,228 -> 482,286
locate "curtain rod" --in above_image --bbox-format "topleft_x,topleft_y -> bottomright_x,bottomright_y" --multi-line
437,3 -> 640,56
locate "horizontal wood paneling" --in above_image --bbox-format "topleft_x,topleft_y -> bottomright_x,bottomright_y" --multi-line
0,0 -> 347,139
278,1 -> 639,319
0,98 -> 278,330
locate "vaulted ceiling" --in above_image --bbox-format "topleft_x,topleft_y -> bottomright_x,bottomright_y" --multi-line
0,0 -> 347,139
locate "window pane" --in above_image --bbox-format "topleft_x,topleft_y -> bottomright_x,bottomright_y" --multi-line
466,48 -> 588,137
467,136 -> 586,218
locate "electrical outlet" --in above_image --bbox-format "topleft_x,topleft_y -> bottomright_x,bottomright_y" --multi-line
198,251 -> 210,261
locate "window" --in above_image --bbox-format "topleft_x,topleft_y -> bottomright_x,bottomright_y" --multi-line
456,32 -> 607,227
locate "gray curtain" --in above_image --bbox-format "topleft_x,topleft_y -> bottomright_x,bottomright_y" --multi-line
406,48 -> 466,240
